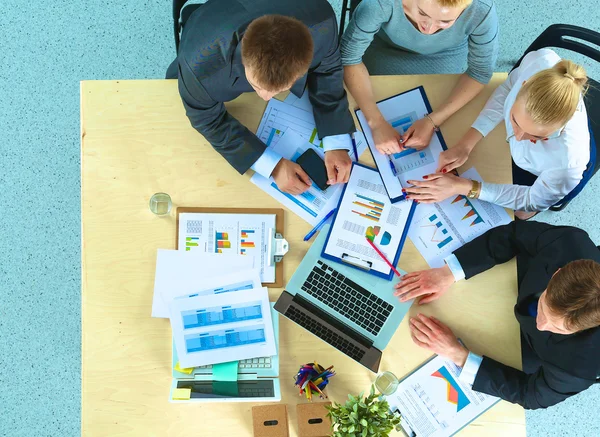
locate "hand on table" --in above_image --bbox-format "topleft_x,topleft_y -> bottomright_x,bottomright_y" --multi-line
372,120 -> 403,155
409,314 -> 469,367
436,145 -> 471,173
394,265 -> 455,305
404,173 -> 472,203
324,150 -> 352,185
271,158 -> 312,195
401,117 -> 435,151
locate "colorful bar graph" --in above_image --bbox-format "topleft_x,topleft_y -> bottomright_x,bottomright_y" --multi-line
215,231 -> 231,253
309,128 -> 318,144
241,241 -> 255,248
355,193 -> 385,208
241,230 -> 255,238
186,236 -> 199,251
352,211 -> 380,222
438,236 -> 453,248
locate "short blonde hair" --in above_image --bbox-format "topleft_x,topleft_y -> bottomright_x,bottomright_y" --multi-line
517,59 -> 588,126
436,0 -> 473,8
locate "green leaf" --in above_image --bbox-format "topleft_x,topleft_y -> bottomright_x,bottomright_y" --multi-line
348,425 -> 355,433
360,419 -> 368,427
370,384 -> 375,397
353,403 -> 358,413
362,427 -> 368,437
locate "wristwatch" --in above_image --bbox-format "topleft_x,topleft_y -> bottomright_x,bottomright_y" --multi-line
467,180 -> 481,199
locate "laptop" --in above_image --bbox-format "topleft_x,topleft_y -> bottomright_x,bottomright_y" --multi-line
274,224 -> 412,373
169,306 -> 281,403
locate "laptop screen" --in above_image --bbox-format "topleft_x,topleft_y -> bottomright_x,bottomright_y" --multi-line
176,380 -> 275,399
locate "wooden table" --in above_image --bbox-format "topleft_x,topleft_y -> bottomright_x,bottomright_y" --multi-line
81,74 -> 525,436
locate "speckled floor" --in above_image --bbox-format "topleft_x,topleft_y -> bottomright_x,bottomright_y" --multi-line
0,1 -> 598,436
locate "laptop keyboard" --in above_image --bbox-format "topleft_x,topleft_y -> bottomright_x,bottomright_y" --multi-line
300,260 -> 394,336
198,357 -> 272,370
285,305 -> 366,362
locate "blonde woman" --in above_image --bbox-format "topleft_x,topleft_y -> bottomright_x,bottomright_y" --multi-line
404,49 -> 591,220
342,0 -> 498,153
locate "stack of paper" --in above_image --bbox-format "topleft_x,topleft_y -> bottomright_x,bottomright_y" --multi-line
151,249 -> 256,318
151,251 -> 277,368
252,92 -> 368,226
170,281 -> 276,368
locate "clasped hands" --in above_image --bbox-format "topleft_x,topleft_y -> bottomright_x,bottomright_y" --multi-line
403,144 -> 474,203
393,265 -> 469,367
271,149 -> 351,195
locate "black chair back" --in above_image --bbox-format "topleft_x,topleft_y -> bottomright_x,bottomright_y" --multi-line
339,0 -> 362,41
172,0 -> 187,53
512,25 -> 600,211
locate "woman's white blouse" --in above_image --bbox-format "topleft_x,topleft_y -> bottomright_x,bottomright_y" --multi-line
471,49 -> 590,212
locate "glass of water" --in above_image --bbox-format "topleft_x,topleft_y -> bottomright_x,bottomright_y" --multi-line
374,371 -> 399,395
149,192 -> 172,216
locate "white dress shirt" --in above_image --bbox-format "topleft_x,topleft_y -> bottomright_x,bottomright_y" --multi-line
251,134 -> 352,178
471,49 -> 590,212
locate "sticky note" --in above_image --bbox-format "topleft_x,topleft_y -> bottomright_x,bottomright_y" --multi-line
172,388 -> 191,400
212,361 -> 239,381
174,361 -> 194,375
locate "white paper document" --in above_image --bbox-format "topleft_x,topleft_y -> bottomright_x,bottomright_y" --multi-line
170,286 -> 276,368
356,87 -> 446,202
256,96 -> 368,158
178,212 -> 276,283
385,355 -> 499,437
408,168 -> 511,268
283,90 -> 313,113
151,250 -> 256,318
323,164 -> 414,277
250,130 -> 367,225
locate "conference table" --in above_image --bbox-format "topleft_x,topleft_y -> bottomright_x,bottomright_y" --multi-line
81,73 -> 525,436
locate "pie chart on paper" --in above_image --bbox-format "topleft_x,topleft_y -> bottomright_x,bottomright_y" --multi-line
380,231 -> 392,246
365,226 -> 381,242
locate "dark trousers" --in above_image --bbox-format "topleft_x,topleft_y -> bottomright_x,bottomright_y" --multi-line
512,160 -> 538,187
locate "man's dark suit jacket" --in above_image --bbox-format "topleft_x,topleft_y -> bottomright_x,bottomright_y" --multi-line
174,0 -> 355,174
454,221 -> 600,409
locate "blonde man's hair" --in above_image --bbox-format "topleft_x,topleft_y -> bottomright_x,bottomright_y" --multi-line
517,59 -> 588,126
436,0 -> 473,8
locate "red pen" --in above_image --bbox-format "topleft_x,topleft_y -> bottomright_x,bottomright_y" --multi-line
365,237 -> 401,277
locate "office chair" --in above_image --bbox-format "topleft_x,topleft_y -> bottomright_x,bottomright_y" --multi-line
339,0 -> 362,41
512,24 -> 600,211
172,0 -> 205,53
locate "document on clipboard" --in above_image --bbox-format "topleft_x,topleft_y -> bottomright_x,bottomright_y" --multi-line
355,86 -> 448,203
321,164 -> 416,280
176,207 -> 288,287
385,355 -> 499,437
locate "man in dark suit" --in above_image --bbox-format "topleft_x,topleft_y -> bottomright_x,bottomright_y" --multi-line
169,0 -> 356,194
394,221 -> 600,409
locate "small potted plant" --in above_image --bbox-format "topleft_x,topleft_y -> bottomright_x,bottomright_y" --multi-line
325,385 -> 401,437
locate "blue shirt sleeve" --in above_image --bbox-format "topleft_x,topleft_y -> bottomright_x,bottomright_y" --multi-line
466,2 -> 499,84
444,254 -> 466,281
322,134 -> 352,152
250,148 -> 283,178
459,352 -> 484,386
340,0 -> 393,66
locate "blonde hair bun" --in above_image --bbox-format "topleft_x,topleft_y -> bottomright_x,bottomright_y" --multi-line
516,59 -> 588,126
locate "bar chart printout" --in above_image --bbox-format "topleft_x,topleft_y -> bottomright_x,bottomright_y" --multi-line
351,193 -> 384,222
384,356 -> 499,437
408,168 -> 511,268
177,212 -> 277,283
170,287 -> 276,368
323,164 -> 413,277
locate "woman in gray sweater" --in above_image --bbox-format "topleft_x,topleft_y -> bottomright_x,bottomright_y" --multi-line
342,0 -> 499,154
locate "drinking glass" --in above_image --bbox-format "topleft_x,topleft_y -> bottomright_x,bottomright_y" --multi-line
374,371 -> 399,395
149,192 -> 172,216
